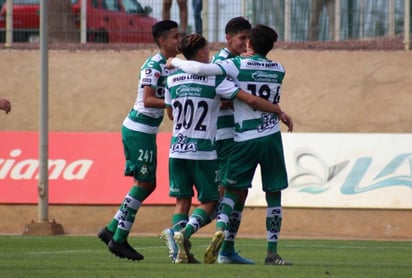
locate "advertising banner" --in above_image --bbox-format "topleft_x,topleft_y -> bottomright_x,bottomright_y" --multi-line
247,133 -> 412,208
0,132 -> 174,205
1,132 -> 411,208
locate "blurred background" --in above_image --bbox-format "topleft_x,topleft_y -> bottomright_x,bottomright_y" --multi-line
0,0 -> 410,47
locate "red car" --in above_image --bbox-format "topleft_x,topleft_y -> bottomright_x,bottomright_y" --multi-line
0,0 -> 158,43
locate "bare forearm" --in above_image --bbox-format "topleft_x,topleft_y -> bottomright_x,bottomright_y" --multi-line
144,97 -> 165,108
236,90 -> 281,116
170,58 -> 223,75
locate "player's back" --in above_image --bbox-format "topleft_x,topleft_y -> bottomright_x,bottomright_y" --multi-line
220,54 -> 286,141
166,70 -> 238,160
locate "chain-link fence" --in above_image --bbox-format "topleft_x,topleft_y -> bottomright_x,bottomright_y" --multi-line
0,0 -> 410,49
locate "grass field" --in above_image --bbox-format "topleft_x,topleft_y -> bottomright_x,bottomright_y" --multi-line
0,235 -> 410,278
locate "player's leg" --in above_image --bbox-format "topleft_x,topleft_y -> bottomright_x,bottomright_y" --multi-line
260,132 -> 292,265
174,159 -> 219,263
218,190 -> 254,264
160,158 -> 192,262
102,128 -> 157,260
217,140 -> 255,264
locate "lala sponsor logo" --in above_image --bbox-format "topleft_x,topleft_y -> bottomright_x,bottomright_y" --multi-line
0,149 -> 93,181
171,133 -> 197,153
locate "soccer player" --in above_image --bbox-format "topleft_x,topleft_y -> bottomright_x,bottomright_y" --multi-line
97,20 -> 181,261
211,16 -> 255,265
168,24 -> 294,265
163,33 -> 238,264
162,32 -> 291,264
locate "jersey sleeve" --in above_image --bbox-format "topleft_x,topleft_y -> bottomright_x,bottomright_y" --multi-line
140,61 -> 161,89
215,76 -> 240,100
216,59 -> 239,79
164,86 -> 172,107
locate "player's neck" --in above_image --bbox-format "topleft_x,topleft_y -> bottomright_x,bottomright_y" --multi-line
160,49 -> 178,59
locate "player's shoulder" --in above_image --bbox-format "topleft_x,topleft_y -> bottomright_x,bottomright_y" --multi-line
267,59 -> 286,72
212,48 -> 232,63
246,55 -> 285,72
167,69 -> 185,79
141,53 -> 164,70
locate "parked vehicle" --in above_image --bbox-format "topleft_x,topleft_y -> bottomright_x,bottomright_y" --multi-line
0,0 -> 157,43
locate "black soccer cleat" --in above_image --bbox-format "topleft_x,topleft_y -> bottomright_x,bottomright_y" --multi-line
97,227 -> 114,245
108,239 -> 144,261
264,253 -> 292,266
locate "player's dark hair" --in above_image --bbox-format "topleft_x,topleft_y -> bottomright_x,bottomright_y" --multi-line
248,24 -> 278,56
178,34 -> 208,60
152,20 -> 178,45
225,16 -> 252,35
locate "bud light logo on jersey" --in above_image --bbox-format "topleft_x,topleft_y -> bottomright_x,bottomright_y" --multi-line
171,134 -> 197,153
173,74 -> 208,83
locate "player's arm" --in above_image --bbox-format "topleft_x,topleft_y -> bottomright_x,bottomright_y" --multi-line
166,106 -> 173,120
143,86 -> 166,109
235,90 -> 293,132
279,111 -> 293,132
164,86 -> 173,120
167,57 -> 225,76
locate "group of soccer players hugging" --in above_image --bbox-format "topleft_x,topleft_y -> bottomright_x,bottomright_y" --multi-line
98,16 -> 294,266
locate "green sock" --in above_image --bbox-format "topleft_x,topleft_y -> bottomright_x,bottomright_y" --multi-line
221,202 -> 244,253
183,208 -> 209,239
107,185 -> 151,233
171,213 -> 188,232
266,192 -> 282,254
112,185 -> 149,243
216,191 -> 239,231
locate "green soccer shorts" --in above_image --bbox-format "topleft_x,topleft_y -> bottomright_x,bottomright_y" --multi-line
216,138 -> 235,184
122,126 -> 157,182
169,158 -> 219,202
223,132 -> 288,192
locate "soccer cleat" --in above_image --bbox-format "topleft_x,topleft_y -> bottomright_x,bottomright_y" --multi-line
218,251 -> 255,264
188,253 -> 201,264
204,230 -> 225,264
264,253 -> 292,266
97,227 -> 114,245
160,228 -> 178,262
108,239 -> 144,261
173,231 -> 190,263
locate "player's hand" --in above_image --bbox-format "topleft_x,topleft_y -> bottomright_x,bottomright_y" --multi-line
0,99 -> 11,114
240,50 -> 254,57
166,58 -> 175,69
279,111 -> 293,132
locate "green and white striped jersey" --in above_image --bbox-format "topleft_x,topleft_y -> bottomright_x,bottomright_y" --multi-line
211,48 -> 236,141
218,54 -> 286,142
122,53 -> 178,134
165,70 -> 239,160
